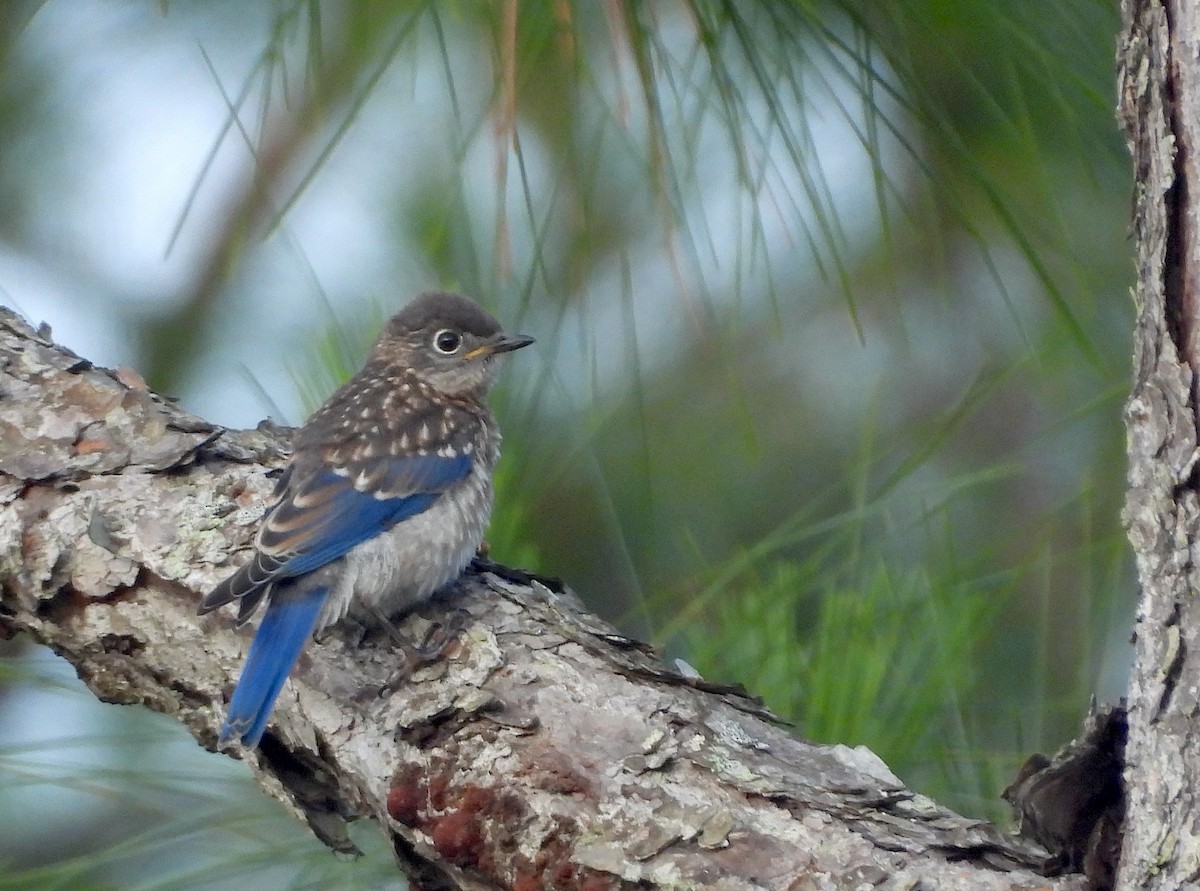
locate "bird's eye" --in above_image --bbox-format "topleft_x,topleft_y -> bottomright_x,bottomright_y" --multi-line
432,329 -> 462,354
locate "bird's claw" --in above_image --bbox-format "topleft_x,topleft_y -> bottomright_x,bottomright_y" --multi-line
376,609 -> 469,697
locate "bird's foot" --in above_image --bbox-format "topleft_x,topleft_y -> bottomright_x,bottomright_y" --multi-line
375,608 -> 469,697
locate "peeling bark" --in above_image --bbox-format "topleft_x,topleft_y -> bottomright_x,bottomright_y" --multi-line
1003,704 -> 1126,889
1118,1 -> 1200,888
0,307 -> 1084,889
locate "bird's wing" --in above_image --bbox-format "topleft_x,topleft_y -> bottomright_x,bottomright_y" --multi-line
198,449 -> 472,618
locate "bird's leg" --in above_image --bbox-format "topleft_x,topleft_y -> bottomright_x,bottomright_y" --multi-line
362,602 -> 414,651
365,603 -> 469,698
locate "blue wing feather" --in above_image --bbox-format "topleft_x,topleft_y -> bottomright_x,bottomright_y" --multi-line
277,487 -> 440,575
378,452 -> 473,494
263,453 -> 472,575
199,452 -> 472,616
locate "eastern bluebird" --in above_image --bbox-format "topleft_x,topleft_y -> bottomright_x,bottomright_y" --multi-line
199,292 -> 534,748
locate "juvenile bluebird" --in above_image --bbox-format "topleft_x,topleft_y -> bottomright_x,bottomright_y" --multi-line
199,292 -> 534,748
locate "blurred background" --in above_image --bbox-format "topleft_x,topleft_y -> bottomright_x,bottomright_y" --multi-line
0,1 -> 1133,888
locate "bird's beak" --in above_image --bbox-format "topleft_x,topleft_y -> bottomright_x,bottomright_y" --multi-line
465,332 -> 535,360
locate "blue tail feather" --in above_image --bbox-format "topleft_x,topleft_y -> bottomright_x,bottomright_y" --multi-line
219,589 -> 326,748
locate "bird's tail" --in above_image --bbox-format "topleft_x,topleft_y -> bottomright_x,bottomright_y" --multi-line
219,590 -> 326,748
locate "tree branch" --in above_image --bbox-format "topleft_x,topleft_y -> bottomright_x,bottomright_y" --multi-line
0,307 -> 1081,889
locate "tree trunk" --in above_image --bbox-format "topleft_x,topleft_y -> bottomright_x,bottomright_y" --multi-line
0,309 -> 1083,889
1118,1 -> 1200,888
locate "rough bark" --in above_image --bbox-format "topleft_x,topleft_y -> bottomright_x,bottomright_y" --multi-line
1003,703 -> 1126,889
0,307 -> 1082,890
1118,1 -> 1200,888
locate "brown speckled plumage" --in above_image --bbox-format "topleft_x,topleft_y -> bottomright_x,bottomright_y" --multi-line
198,292 -> 533,747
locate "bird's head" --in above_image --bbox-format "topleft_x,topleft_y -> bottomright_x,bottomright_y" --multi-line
377,292 -> 534,397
